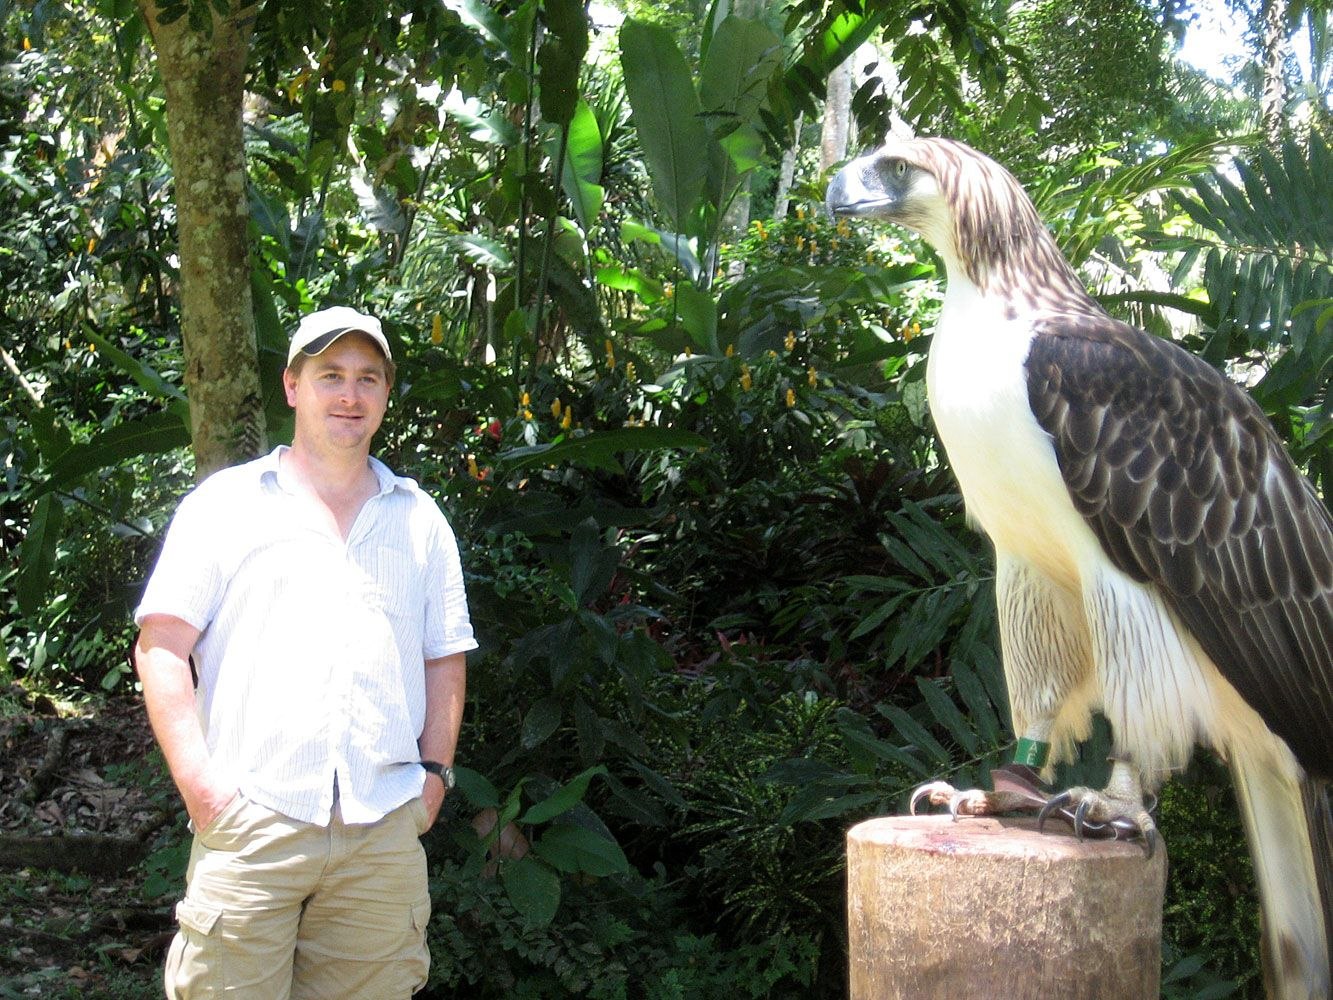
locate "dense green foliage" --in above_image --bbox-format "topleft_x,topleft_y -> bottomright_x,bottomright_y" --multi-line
3,0 -> 1331,997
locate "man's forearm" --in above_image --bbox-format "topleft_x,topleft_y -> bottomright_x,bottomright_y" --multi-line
135,617 -> 233,828
418,652 -> 467,767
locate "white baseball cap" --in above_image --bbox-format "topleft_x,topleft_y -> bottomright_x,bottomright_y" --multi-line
287,306 -> 392,365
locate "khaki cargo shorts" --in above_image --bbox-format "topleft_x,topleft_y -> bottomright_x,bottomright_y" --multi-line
164,794 -> 433,999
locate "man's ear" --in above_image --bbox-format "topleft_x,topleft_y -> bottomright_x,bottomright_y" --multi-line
282,366 -> 299,408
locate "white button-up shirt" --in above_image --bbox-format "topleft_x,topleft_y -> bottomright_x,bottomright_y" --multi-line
135,447 -> 477,825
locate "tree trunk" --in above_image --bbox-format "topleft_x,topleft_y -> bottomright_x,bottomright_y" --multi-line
1259,0 -> 1291,148
821,55 -> 853,172
138,0 -> 266,480
772,111 -> 803,220
847,815 -> 1167,999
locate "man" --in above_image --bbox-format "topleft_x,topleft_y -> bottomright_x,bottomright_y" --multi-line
134,306 -> 476,998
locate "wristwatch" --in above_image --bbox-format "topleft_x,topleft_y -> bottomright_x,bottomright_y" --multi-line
420,760 -> 456,790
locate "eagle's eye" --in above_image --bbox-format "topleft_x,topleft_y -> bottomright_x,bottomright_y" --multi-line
893,160 -> 908,179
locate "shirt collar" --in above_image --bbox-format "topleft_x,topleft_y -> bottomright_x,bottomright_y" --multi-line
260,445 -> 411,498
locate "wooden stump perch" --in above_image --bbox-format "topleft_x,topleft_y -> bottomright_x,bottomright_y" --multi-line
848,815 -> 1167,1000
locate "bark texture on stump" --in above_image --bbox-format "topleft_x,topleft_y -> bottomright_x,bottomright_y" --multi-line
848,815 -> 1167,1000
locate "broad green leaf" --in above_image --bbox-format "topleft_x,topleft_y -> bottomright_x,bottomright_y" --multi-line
443,0 -> 507,48
531,824 -> 629,876
448,233 -> 512,270
16,494 -> 64,616
41,412 -> 192,496
83,328 -> 187,404
443,91 -> 520,147
559,100 -> 605,233
501,855 -> 561,927
453,766 -> 501,810
520,764 -> 608,824
537,35 -> 582,126
568,517 -> 614,606
595,265 -> 663,301
620,20 -> 709,233
675,283 -> 718,354
521,696 -> 562,749
719,124 -> 765,176
699,16 -> 782,124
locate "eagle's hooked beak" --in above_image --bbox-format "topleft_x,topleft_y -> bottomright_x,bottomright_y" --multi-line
825,159 -> 901,221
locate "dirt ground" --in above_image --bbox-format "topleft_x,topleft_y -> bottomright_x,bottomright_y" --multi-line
0,689 -> 179,998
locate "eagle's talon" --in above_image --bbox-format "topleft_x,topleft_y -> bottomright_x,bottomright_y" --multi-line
909,780 -> 956,816
1073,796 -> 1095,839
1037,790 -> 1073,834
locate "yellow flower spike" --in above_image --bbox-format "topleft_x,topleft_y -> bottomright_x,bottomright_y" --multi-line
785,388 -> 796,408
912,322 -> 921,336
837,219 -> 851,237
795,236 -> 805,251
523,408 -> 533,421
784,330 -> 796,352
807,222 -> 817,234
740,365 -> 752,391
551,398 -> 562,418
831,239 -> 840,251
796,205 -> 806,220
467,455 -> 480,478
809,240 -> 818,255
625,362 -> 637,382
767,349 -> 778,359
604,339 -> 614,355
331,79 -> 346,93
521,391 -> 531,407
87,238 -> 97,254
431,313 -> 443,344
22,37 -> 31,51
683,345 -> 693,358
807,366 -> 817,387
725,344 -> 735,357
561,409 -> 572,429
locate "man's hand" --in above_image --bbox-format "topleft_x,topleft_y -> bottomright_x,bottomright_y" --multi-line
184,770 -> 239,832
420,771 -> 448,828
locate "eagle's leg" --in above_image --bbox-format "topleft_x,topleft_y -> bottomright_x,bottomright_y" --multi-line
911,557 -> 1094,822
1037,756 -> 1158,856
908,723 -> 1059,819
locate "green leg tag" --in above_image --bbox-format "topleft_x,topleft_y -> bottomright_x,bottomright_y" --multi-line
1013,738 -> 1050,768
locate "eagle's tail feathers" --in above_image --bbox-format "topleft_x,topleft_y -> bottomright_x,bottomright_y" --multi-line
1230,746 -> 1331,1000
1302,776 -> 1332,999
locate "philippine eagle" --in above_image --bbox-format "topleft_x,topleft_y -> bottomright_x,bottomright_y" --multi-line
827,137 -> 1331,999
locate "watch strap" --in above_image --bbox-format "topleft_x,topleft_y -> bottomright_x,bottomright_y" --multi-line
420,760 -> 456,789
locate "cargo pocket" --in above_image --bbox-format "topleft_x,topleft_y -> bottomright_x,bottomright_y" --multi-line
406,899 -> 432,994
164,898 -> 224,997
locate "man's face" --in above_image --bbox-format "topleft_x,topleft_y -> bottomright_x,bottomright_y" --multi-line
283,333 -> 391,455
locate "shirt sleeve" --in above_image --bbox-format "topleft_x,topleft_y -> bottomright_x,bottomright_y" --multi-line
423,506 -> 478,660
134,486 -> 227,632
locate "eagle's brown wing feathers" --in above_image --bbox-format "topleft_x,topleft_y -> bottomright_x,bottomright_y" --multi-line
1025,314 -> 1333,779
